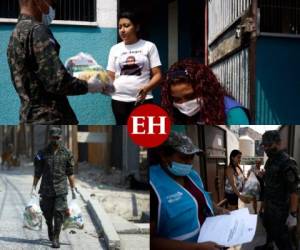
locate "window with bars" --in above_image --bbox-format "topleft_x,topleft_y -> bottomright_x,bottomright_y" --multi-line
0,0 -> 19,18
259,0 -> 300,35
0,0 -> 97,22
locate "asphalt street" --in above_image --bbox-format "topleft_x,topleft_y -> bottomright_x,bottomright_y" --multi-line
0,166 -> 106,250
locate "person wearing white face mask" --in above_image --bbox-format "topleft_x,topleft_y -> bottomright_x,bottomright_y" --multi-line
150,132 -> 229,250
7,0 -> 105,125
160,59 -> 250,125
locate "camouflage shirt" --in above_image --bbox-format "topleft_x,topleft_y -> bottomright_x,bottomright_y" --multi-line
34,143 -> 75,197
7,14 -> 88,124
264,150 -> 299,207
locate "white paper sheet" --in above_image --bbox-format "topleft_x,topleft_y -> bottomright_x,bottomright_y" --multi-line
197,208 -> 257,247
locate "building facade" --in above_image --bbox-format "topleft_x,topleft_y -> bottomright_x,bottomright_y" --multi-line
208,0 -> 300,124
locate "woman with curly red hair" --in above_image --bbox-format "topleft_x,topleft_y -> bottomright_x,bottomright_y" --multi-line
161,59 -> 250,125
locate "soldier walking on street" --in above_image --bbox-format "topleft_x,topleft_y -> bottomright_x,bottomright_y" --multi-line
32,127 -> 77,248
7,0 -> 104,124
255,130 -> 299,250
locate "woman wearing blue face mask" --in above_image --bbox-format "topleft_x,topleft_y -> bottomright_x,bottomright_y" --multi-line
150,132 -> 228,250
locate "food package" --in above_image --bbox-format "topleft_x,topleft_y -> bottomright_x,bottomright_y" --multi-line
23,195 -> 43,231
242,171 -> 260,199
65,52 -> 114,94
63,199 -> 84,230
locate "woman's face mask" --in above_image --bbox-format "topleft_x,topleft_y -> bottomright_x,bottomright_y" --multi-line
173,98 -> 201,117
168,161 -> 193,176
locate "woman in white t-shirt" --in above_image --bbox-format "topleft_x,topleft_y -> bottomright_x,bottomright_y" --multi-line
107,11 -> 162,125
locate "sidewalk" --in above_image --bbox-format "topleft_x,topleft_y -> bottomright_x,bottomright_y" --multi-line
75,162 -> 150,250
76,163 -> 149,221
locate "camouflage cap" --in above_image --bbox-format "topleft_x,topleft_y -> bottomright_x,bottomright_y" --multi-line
261,130 -> 281,146
164,131 -> 201,155
49,127 -> 62,137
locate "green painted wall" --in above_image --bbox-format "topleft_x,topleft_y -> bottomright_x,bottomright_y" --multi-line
256,36 -> 300,124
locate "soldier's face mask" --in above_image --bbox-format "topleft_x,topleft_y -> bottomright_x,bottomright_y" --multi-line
50,136 -> 60,147
263,143 -> 279,158
265,147 -> 278,158
40,0 -> 56,26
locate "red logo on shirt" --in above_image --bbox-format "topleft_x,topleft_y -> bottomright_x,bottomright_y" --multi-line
127,104 -> 171,148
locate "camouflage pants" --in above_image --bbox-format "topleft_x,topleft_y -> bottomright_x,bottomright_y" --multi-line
264,203 -> 293,250
40,195 -> 67,234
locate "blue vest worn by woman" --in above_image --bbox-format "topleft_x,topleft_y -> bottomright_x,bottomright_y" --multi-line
224,96 -> 251,124
150,165 -> 214,242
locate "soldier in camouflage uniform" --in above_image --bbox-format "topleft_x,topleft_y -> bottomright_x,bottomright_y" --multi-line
255,130 -> 299,250
32,127 -> 77,248
7,0 -> 103,124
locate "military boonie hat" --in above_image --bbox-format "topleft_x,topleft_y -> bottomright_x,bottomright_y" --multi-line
163,131 -> 201,155
49,127 -> 62,137
261,130 -> 281,146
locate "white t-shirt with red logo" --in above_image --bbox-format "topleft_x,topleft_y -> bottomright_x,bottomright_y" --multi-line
107,39 -> 162,102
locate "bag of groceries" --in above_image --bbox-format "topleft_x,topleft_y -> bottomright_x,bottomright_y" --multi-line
242,171 -> 260,199
65,52 -> 115,95
63,199 -> 84,230
23,194 -> 43,231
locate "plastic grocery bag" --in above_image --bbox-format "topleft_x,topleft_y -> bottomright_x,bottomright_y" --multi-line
242,171 -> 260,199
63,199 -> 84,230
65,52 -> 114,95
23,194 -> 43,231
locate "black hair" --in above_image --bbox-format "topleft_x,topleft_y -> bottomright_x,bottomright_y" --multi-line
118,11 -> 141,27
228,149 -> 243,175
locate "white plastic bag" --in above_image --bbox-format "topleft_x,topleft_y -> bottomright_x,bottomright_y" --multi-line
23,194 -> 43,231
65,52 -> 114,94
63,199 -> 84,230
243,171 -> 261,199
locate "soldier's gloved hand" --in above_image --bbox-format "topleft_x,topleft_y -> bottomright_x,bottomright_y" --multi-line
87,75 -> 115,95
71,187 -> 77,200
286,213 -> 297,228
31,185 -> 38,197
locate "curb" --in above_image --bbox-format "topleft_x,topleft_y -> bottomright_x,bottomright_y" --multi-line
78,187 -> 121,250
110,214 -> 149,234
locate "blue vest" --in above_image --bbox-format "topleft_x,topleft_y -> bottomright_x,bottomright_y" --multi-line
224,96 -> 251,120
150,165 -> 214,242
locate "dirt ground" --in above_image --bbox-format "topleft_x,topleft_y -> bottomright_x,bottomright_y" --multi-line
76,162 -> 149,221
